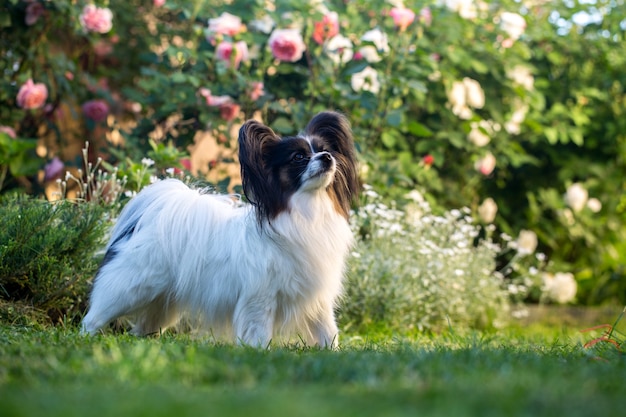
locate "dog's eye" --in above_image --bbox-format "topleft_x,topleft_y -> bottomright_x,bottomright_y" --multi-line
292,153 -> 305,162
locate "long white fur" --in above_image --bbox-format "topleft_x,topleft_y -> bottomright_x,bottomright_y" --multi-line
81,176 -> 352,348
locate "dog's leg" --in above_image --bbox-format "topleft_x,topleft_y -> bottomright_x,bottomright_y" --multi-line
81,266 -> 168,335
308,303 -> 339,349
233,297 -> 275,348
131,295 -> 180,336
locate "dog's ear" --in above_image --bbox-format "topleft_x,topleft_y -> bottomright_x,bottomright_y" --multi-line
305,111 -> 360,218
238,120 -> 281,224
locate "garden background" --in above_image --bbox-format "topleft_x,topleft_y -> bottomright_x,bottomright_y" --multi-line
1,0 -> 625,330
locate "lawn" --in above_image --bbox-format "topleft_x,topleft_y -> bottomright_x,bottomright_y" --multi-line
0,323 -> 624,417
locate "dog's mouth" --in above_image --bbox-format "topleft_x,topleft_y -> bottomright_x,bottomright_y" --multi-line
302,154 -> 336,189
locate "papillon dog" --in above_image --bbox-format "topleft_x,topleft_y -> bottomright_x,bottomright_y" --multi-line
81,111 -> 359,348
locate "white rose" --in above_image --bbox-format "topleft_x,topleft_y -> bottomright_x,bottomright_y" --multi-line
478,197 -> 498,223
507,66 -> 534,90
587,197 -> 602,213
249,15 -> 275,34
504,100 -> 529,134
565,183 -> 588,212
351,66 -> 380,94
468,120 -> 498,147
516,229 -> 538,255
359,28 -> 389,63
543,272 -> 577,304
325,35 -> 354,65
499,12 -> 526,40
444,0 -> 478,19
462,77 -> 485,109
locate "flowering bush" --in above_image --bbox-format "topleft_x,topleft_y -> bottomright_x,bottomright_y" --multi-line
1,0 -> 625,304
341,187 -> 510,332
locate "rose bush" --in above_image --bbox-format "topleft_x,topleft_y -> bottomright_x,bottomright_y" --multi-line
0,0 -> 625,304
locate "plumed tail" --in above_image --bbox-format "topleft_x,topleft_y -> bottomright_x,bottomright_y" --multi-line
106,179 -> 189,250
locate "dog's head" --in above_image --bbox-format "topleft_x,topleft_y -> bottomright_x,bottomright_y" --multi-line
238,111 -> 359,225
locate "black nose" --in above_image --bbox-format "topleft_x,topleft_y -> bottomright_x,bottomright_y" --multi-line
320,152 -> 332,161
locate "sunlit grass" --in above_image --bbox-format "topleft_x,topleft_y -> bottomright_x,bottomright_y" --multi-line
1,323 -> 623,417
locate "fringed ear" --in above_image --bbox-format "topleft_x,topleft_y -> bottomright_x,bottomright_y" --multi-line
238,120 -> 281,225
305,111 -> 360,219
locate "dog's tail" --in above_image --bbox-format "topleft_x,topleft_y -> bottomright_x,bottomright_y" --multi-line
102,179 -> 188,262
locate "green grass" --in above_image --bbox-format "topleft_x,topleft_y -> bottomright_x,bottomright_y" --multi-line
0,324 -> 623,417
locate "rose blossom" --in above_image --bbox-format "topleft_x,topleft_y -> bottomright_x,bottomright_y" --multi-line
359,28 -> 389,63
463,77 -> 485,109
215,41 -> 249,69
418,7 -> 432,26
325,34 -> 354,65
542,272 -> 577,304
389,7 -> 416,31
207,12 -> 244,37
564,182 -> 588,212
153,0 -> 166,6
444,0 -> 478,20
351,66 -> 380,94
507,66 -> 534,91
25,2 -> 45,26
478,198 -> 498,223
516,229 -> 538,255
80,5 -> 113,34
219,102 -> 240,121
475,152 -> 496,176
312,11 -> 339,44
499,12 -> 526,41
0,126 -> 17,139
16,79 -> 48,110
248,82 -> 265,101
268,29 -> 306,62
587,198 -> 602,213
81,99 -> 110,122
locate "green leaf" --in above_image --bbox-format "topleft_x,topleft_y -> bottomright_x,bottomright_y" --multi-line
171,72 -> 187,83
545,127 -> 558,144
271,117 -> 294,134
381,130 -> 400,148
386,110 -> 403,128
407,121 -> 433,137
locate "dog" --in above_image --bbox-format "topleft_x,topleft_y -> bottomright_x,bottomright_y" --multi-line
81,111 -> 359,348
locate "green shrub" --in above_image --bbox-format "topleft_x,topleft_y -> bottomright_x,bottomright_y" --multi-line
341,187 -> 510,333
0,195 -> 107,325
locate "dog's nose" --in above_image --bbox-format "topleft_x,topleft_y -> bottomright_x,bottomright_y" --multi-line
320,152 -> 332,161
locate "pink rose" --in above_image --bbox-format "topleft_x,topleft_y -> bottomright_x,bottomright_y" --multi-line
207,12 -> 244,37
16,79 -> 48,110
215,41 -> 249,69
268,29 -> 306,62
418,7 -> 432,26
0,126 -> 17,139
80,5 -> 113,34
44,157 -> 65,181
153,0 -> 166,6
312,12 -> 339,45
198,88 -> 232,107
25,2 -> 45,26
248,82 -> 265,101
389,7 -> 416,31
81,99 -> 110,122
475,152 -> 496,176
219,102 -> 240,121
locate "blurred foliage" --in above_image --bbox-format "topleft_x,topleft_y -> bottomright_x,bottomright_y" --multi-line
0,0 -> 624,304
